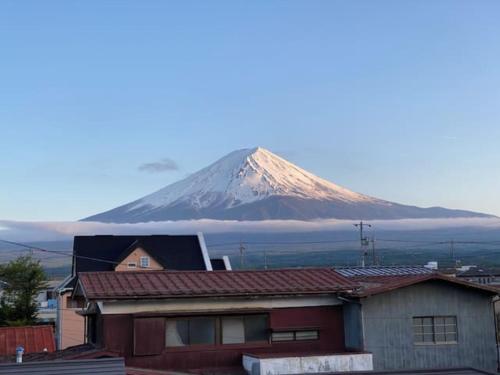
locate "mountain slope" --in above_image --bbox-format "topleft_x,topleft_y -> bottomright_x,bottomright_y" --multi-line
83,147 -> 492,223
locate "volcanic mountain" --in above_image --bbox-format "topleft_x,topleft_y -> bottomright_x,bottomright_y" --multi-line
84,147 -> 491,223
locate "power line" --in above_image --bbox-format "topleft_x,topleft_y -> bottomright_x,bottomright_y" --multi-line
0,239 -> 121,267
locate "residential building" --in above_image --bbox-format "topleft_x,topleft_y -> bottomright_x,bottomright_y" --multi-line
456,267 -> 500,286
337,267 -> 499,372
73,268 -> 373,374
36,279 -> 61,324
56,233 -> 228,349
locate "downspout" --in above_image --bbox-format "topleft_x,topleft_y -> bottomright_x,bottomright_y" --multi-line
492,297 -> 500,372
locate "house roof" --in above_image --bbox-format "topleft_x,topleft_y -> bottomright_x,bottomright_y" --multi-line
0,357 -> 125,375
457,267 -> 500,278
349,273 -> 500,297
0,343 -> 118,364
72,235 -> 209,275
0,326 -> 55,356
335,266 -> 434,278
77,268 -> 355,300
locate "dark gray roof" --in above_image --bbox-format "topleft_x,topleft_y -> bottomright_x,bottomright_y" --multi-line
210,258 -> 227,270
73,235 -> 208,274
335,266 -> 434,278
0,357 -> 125,374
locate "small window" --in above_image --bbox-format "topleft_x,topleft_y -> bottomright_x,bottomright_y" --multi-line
271,330 -> 319,342
166,317 -> 215,347
271,331 -> 295,342
413,316 -> 457,344
221,315 -> 268,344
140,256 -> 150,268
128,262 -> 137,269
66,296 -> 85,309
295,330 -> 319,341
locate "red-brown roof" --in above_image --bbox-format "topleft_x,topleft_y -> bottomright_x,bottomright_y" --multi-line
0,325 -> 55,356
350,273 -> 500,297
77,268 -> 355,300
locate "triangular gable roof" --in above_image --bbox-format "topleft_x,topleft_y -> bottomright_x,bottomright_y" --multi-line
350,273 -> 499,298
113,240 -> 164,269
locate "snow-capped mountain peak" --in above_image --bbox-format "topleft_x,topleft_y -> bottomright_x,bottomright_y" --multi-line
84,147 -> 491,223
129,147 -> 377,211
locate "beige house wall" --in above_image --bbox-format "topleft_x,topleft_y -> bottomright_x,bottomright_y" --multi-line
59,292 -> 85,349
114,247 -> 163,271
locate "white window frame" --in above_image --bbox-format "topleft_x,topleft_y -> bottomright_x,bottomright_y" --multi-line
140,256 -> 150,268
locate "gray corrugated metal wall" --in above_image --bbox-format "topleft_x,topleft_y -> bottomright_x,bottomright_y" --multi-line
359,281 -> 498,372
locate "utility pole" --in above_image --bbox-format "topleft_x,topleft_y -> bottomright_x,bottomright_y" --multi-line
239,240 -> 245,269
450,239 -> 455,266
371,236 -> 377,266
354,221 -> 371,267
264,249 -> 268,270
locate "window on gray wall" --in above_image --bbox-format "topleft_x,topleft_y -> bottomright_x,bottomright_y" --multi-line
413,316 -> 457,344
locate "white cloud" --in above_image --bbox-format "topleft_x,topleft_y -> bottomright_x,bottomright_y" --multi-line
1,217 -> 500,242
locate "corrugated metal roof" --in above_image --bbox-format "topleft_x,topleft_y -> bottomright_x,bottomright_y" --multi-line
0,326 -> 55,356
335,266 -> 434,278
0,357 -> 125,374
78,268 -> 355,300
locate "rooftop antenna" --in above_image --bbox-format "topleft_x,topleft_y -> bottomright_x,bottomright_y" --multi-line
371,236 -> 377,266
354,221 -> 371,267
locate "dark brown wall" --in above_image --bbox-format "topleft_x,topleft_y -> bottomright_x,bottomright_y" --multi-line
100,305 -> 346,371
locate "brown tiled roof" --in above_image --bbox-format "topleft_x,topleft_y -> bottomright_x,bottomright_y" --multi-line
78,268 -> 355,300
0,325 -> 55,356
350,273 -> 500,297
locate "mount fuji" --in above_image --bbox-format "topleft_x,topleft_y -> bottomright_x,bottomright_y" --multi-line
83,147 -> 492,223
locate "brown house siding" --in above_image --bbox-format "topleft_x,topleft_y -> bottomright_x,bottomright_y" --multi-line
99,306 -> 345,371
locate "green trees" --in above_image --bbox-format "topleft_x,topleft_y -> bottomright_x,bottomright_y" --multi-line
0,256 -> 48,326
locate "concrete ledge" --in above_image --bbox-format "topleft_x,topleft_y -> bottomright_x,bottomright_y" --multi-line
243,352 -> 373,375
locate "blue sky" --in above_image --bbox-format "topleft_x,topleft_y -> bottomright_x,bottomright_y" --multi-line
1,1 -> 500,221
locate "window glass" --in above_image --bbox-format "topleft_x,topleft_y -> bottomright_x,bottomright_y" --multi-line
189,317 -> 215,345
245,315 -> 268,342
166,320 -> 189,347
128,262 -> 137,269
413,316 -> 457,344
140,256 -> 150,268
272,332 -> 294,342
295,330 -> 319,340
222,317 -> 245,344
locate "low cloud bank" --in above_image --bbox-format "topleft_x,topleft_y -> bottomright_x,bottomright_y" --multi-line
1,217 -> 500,242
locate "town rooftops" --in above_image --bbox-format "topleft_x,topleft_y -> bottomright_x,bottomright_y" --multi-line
457,267 -> 500,278
77,268 -> 356,300
0,325 -> 55,356
335,265 -> 434,278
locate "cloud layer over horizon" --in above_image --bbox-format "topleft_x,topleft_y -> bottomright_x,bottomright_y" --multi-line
1,217 -> 500,242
